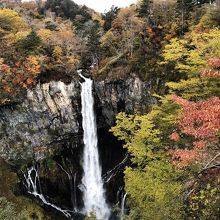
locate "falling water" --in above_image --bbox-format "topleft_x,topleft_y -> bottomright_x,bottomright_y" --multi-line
120,193 -> 127,220
103,153 -> 129,183
23,166 -> 72,218
57,163 -> 78,212
80,74 -> 110,220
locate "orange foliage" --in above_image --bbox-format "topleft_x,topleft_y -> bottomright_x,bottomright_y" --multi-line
201,58 -> 220,78
169,95 -> 220,168
0,56 -> 41,96
169,132 -> 180,142
169,149 -> 199,168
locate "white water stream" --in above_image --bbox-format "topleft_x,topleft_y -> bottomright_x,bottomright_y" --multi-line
23,166 -> 72,218
80,74 -> 110,220
120,193 -> 127,220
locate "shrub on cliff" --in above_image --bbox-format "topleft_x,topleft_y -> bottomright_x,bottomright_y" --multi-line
0,197 -> 16,219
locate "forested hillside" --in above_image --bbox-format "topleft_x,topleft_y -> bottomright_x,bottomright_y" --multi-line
0,0 -> 219,219
110,1 -> 220,219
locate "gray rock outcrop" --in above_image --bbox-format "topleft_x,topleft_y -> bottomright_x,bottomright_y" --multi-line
94,75 -> 154,126
0,74 -> 154,161
0,80 -> 81,161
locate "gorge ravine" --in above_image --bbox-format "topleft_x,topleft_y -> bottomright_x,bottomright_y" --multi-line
0,74 -> 153,219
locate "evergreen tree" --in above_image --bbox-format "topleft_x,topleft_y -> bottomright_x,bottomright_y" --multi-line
87,20 -> 101,63
44,0 -> 79,20
176,0 -> 213,34
44,0 -> 91,30
137,0 -> 153,18
102,6 -> 119,32
80,20 -> 101,68
19,30 -> 41,53
74,5 -> 92,30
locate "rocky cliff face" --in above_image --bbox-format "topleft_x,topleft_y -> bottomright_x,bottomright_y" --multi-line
0,74 -> 154,219
0,80 -> 81,161
95,75 -> 154,127
0,75 -> 154,161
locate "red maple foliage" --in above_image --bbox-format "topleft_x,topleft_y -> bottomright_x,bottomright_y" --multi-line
201,58 -> 220,78
169,132 -> 180,142
169,95 -> 220,168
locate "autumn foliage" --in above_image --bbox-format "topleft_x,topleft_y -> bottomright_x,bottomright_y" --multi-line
169,95 -> 220,168
0,6 -> 82,104
201,58 -> 220,78
0,56 -> 41,101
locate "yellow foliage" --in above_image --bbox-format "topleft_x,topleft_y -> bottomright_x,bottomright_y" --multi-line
3,31 -> 30,46
67,55 -> 80,67
52,46 -> 62,60
37,29 -> 53,44
101,31 -> 117,48
37,28 -> 76,48
161,38 -> 189,65
25,55 -> 41,76
0,9 -> 26,33
162,29 -> 220,74
56,30 -> 75,45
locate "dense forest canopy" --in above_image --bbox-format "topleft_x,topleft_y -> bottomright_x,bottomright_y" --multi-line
0,0 -> 219,219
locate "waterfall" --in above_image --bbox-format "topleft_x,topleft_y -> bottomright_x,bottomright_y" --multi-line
23,166 -> 72,218
103,153 -> 129,183
57,163 -> 78,212
80,74 -> 110,220
120,193 -> 127,220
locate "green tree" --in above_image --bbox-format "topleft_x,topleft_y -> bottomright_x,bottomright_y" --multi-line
161,28 -> 220,100
125,161 -> 184,220
137,0 -> 153,19
111,111 -> 184,220
102,6 -> 120,32
19,30 -> 41,53
188,182 -> 220,219
79,20 -> 101,68
45,0 -> 79,20
87,20 -> 101,64
176,0 -> 213,34
44,0 -> 91,30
